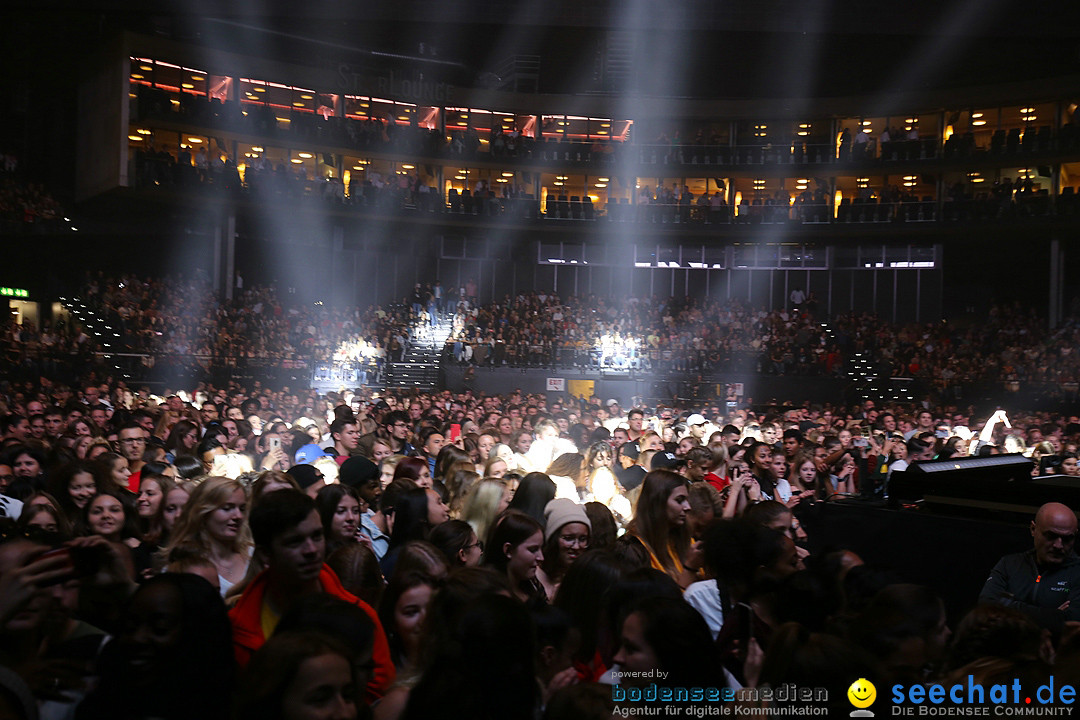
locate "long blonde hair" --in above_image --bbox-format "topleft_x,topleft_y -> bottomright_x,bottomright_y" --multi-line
460,479 -> 508,545
165,476 -> 252,559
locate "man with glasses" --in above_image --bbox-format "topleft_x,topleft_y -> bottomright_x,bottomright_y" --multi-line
200,402 -> 220,426
117,423 -> 148,491
383,410 -> 414,456
981,502 -> 1080,632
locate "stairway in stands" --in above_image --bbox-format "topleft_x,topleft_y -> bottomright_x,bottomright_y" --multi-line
836,323 -> 916,403
58,296 -> 129,377
384,316 -> 454,391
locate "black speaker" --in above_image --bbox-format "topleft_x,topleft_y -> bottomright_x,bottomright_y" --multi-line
886,454 -> 1071,518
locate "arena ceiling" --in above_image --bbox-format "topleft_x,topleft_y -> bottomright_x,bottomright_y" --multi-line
6,0 -> 1080,99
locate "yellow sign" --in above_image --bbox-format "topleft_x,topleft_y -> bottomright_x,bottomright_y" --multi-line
567,379 -> 594,400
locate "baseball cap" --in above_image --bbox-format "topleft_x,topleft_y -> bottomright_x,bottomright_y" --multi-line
294,443 -> 332,465
651,451 -> 684,470
339,456 -> 380,488
686,413 -> 707,426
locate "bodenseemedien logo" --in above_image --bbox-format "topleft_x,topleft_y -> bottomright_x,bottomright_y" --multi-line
610,677 -> 830,716
848,678 -> 877,717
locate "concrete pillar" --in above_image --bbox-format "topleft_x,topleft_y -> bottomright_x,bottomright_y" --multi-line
1050,235 -> 1064,329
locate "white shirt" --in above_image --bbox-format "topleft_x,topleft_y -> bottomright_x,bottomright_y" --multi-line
0,495 -> 23,520
684,579 -> 725,639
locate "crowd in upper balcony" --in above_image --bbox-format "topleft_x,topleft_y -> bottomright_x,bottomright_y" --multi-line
130,135 -> 1080,227
135,81 -> 1080,173
0,153 -> 64,232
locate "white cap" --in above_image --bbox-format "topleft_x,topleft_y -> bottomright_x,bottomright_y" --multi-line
686,413 -> 707,426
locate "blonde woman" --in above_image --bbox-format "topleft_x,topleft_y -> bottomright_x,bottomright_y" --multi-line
378,454 -> 405,489
583,441 -> 631,523
546,453 -> 585,501
460,479 -> 511,546
164,476 -> 253,597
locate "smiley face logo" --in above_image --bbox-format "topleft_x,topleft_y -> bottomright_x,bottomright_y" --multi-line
847,678 -> 876,709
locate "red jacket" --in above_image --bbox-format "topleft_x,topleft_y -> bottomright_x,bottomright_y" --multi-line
229,564 -> 395,702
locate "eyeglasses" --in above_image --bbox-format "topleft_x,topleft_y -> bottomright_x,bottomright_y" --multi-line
119,438 -> 146,445
464,540 -> 484,551
558,535 -> 590,548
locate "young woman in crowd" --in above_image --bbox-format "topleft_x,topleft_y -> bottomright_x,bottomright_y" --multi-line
612,595 -> 723,691
482,454 -> 508,479
379,570 -> 439,673
10,446 -> 46,484
442,466 -> 479,517
82,489 -> 142,550
18,501 -> 71,537
164,419 -> 200,461
379,455 -> 405,489
316,483 -> 363,555
92,452 -> 132,495
392,457 -> 432,489
380,486 -> 446,577
427,518 -> 483,568
546,453 -> 585,500
830,451 -> 858,495
46,461 -> 98,526
135,471 -> 174,535
787,449 -> 822,502
164,476 -> 253,597
536,498 -> 591,600
433,444 -> 471,481
746,441 -> 779,501
626,469 -> 696,588
234,630 -> 357,720
460,479 -> 510,545
505,471 -> 557,525
484,509 -> 547,607
161,481 -> 192,536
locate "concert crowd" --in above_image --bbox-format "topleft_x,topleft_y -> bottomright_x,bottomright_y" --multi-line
1,350 -> 1080,718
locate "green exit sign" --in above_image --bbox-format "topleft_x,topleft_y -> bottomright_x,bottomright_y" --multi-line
0,288 -> 29,298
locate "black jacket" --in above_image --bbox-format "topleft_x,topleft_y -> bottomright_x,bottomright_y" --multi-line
979,549 -> 1080,633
